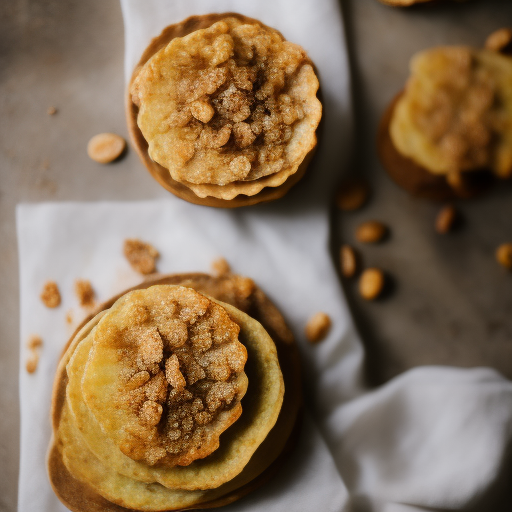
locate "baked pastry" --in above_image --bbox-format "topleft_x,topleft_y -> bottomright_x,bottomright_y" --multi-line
378,31 -> 512,200
48,272 -> 301,511
127,13 -> 322,208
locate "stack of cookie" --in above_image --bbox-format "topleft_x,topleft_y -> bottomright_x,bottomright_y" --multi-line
48,273 -> 301,511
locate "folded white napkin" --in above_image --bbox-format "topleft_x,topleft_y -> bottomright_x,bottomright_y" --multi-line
17,1 -> 512,511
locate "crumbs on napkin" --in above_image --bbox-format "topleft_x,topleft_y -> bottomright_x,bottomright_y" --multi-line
75,279 -> 95,308
40,280 -> 61,308
123,238 -> 160,275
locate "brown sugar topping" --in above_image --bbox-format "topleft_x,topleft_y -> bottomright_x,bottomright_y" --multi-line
40,281 -> 61,308
102,286 -> 247,466
124,239 -> 160,275
75,279 -> 95,307
131,17 -> 320,187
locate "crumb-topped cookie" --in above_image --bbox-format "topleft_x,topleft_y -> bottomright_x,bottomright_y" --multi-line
48,273 -> 301,511
81,286 -> 248,467
128,14 -> 321,207
378,31 -> 512,200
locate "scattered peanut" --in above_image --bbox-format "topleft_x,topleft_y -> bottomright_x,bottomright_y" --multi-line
211,257 -> 231,277
87,133 -> 126,164
340,244 -> 358,278
359,268 -> 385,301
47,106 -> 57,115
356,221 -> 388,244
336,179 -> 370,211
435,205 -> 457,234
496,243 -> 512,270
485,28 -> 512,53
40,280 -> 61,308
305,312 -> 331,344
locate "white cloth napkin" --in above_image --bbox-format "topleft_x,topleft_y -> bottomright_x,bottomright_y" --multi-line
17,1 -> 512,511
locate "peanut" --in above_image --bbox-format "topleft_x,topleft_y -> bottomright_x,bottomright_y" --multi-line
87,133 -> 126,163
485,28 -> 512,53
356,221 -> 388,244
336,179 -> 370,211
340,244 -> 358,278
359,268 -> 385,301
435,205 -> 457,234
305,312 -> 331,344
496,243 -> 512,270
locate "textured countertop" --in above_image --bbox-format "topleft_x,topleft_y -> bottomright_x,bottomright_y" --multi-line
1,0 -> 511,510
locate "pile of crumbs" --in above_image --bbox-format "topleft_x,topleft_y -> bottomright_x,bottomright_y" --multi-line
124,238 -> 160,275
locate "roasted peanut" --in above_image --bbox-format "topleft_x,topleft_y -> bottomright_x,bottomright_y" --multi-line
87,133 -> 126,163
359,268 -> 385,301
485,28 -> 512,53
305,312 -> 331,343
496,243 -> 512,270
435,205 -> 457,234
335,179 -> 370,211
340,244 -> 358,278
356,221 -> 388,244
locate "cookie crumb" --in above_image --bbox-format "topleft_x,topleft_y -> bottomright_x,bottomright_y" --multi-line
27,335 -> 43,351
75,279 -> 95,307
47,106 -> 57,115
124,239 -> 159,275
87,133 -> 126,164
40,281 -> 61,308
359,268 -> 385,300
66,310 -> 73,325
26,353 -> 39,374
305,312 -> 331,343
211,257 -> 231,277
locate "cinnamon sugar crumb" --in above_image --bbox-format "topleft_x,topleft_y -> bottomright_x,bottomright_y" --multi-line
75,279 -> 95,307
211,257 -> 231,277
40,281 -> 61,308
124,239 -> 160,275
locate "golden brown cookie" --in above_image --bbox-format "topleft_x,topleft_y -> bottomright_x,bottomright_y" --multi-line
127,13 -> 321,208
48,273 -> 301,511
378,37 -> 512,200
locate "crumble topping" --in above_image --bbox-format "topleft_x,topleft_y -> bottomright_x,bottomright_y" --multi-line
97,286 -> 247,466
124,238 -> 160,275
131,17 -> 321,187
390,46 -> 512,178
40,281 -> 61,308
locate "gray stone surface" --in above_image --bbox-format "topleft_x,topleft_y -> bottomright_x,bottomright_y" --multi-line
0,0 -> 511,510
